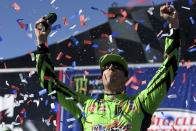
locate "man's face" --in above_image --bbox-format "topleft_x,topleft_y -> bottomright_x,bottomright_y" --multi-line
102,62 -> 128,90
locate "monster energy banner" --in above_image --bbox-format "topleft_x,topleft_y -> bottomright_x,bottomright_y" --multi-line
57,63 -> 196,131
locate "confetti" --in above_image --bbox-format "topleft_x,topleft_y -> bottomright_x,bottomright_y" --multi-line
18,22 -> 26,29
79,88 -> 87,92
51,24 -> 61,31
48,90 -> 56,96
43,76 -> 51,81
72,61 -> 76,68
20,108 -> 26,114
119,9 -> 127,23
153,56 -> 157,61
131,84 -> 139,90
147,7 -> 154,15
161,112 -> 175,121
62,17 -> 68,26
141,80 -> 147,85
12,3 -> 20,11
91,6 -> 99,11
181,59 -> 185,67
92,44 -> 99,48
11,85 -> 19,91
68,41 -> 72,47
0,35 -> 3,42
109,35 -> 112,43
170,80 -> 175,87
39,89 -> 47,96
189,17 -> 195,24
80,14 -> 86,27
67,117 -> 76,122
111,31 -> 120,37
98,49 -> 108,54
182,73 -> 186,84
189,0 -> 193,5
47,115 -> 54,126
145,43 -> 151,54
84,40 -> 92,45
187,60 -> 191,69
56,51 -> 63,61
50,0 -> 56,4
65,54 -> 72,59
49,31 -> 58,37
69,24 -> 77,30
101,33 -> 109,38
157,30 -> 163,37
135,70 -> 144,74
168,94 -> 177,98
64,72 -> 70,80
181,6 -> 190,10
134,23 -> 138,31
187,48 -> 196,52
138,19 -> 145,23
70,36 -> 79,46
163,21 -> 169,28
84,70 -> 89,75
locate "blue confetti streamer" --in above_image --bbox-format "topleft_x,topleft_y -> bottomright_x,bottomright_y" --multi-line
45,120 -> 51,126
91,6 -> 99,11
189,0 -> 193,5
51,24 -> 61,31
138,19 -> 144,23
93,78 -> 96,86
127,24 -> 131,28
169,1 -> 174,6
153,56 -> 157,61
163,21 -> 168,28
69,11 -> 79,20
24,112 -> 26,118
116,19 -> 119,22
93,94 -> 99,99
25,24 -> 28,31
161,112 -> 175,121
187,48 -> 196,52
107,49 -> 111,53
72,61 -> 76,68
189,17 -> 195,24
118,49 -> 124,54
16,19 -> 24,22
12,90 -> 17,94
0,35 -> 3,42
145,43 -> 151,54
39,89 -> 47,96
45,100 -> 48,106
111,31 -> 120,37
92,44 -> 99,48
82,112 -> 86,120
70,36 -> 79,46
98,124 -> 104,130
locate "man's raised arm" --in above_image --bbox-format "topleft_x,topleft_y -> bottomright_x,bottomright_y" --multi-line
35,16 -> 91,119
138,5 -> 181,114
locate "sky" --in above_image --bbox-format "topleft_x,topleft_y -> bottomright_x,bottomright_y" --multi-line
0,0 -> 169,60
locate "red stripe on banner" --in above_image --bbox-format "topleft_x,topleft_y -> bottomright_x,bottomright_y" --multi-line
56,70 -> 63,131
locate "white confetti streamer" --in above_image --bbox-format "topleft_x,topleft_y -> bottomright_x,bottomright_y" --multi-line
69,24 -> 77,30
50,0 -> 55,4
66,117 -> 76,122
168,94 -> 177,98
181,6 -> 190,10
79,9 -> 83,15
49,31 -> 58,37
147,7 -> 154,15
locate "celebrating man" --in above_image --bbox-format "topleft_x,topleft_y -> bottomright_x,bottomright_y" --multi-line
35,4 -> 180,131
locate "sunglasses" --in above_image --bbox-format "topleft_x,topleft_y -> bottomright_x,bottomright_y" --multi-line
103,62 -> 124,71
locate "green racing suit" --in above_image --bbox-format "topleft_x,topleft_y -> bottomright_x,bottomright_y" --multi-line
36,29 -> 181,131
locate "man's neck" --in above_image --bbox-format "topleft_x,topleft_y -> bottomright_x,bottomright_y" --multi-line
104,87 -> 124,95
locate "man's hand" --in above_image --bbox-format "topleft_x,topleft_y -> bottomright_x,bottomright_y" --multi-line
160,5 -> 179,29
34,17 -> 51,46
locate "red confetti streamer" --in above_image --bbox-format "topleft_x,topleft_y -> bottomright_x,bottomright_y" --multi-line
132,75 -> 140,85
68,41 -> 72,47
65,54 -> 72,59
121,90 -> 125,94
18,22 -> 25,29
28,51 -> 32,56
135,70 -> 144,74
12,3 -> 20,11
119,9 -> 127,23
101,33 -> 109,38
100,9 -> 107,15
45,42 -> 48,47
84,120 -> 92,124
80,14 -> 86,27
3,62 -> 7,69
70,80 -> 74,86
188,45 -> 196,49
181,59 -> 185,67
120,102 -> 124,107
170,80 -> 175,87
47,114 -> 54,125
79,88 -> 87,92
134,23 -> 138,31
131,84 -> 139,90
27,99 -> 32,105
194,39 -> 196,43
18,115 -> 23,124
166,2 -> 168,6
20,108 -> 26,114
56,51 -> 64,61
157,30 -> 163,37
43,76 -> 51,81
11,85 -> 19,91
166,53 -> 171,58
59,63 -> 67,67
84,70 -> 89,75
182,73 -> 186,84
125,77 -> 133,86
107,14 -> 116,18
187,60 -> 191,69
62,17 -> 68,26
98,49 -> 108,54
63,72 -> 70,80
84,40 -> 92,45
